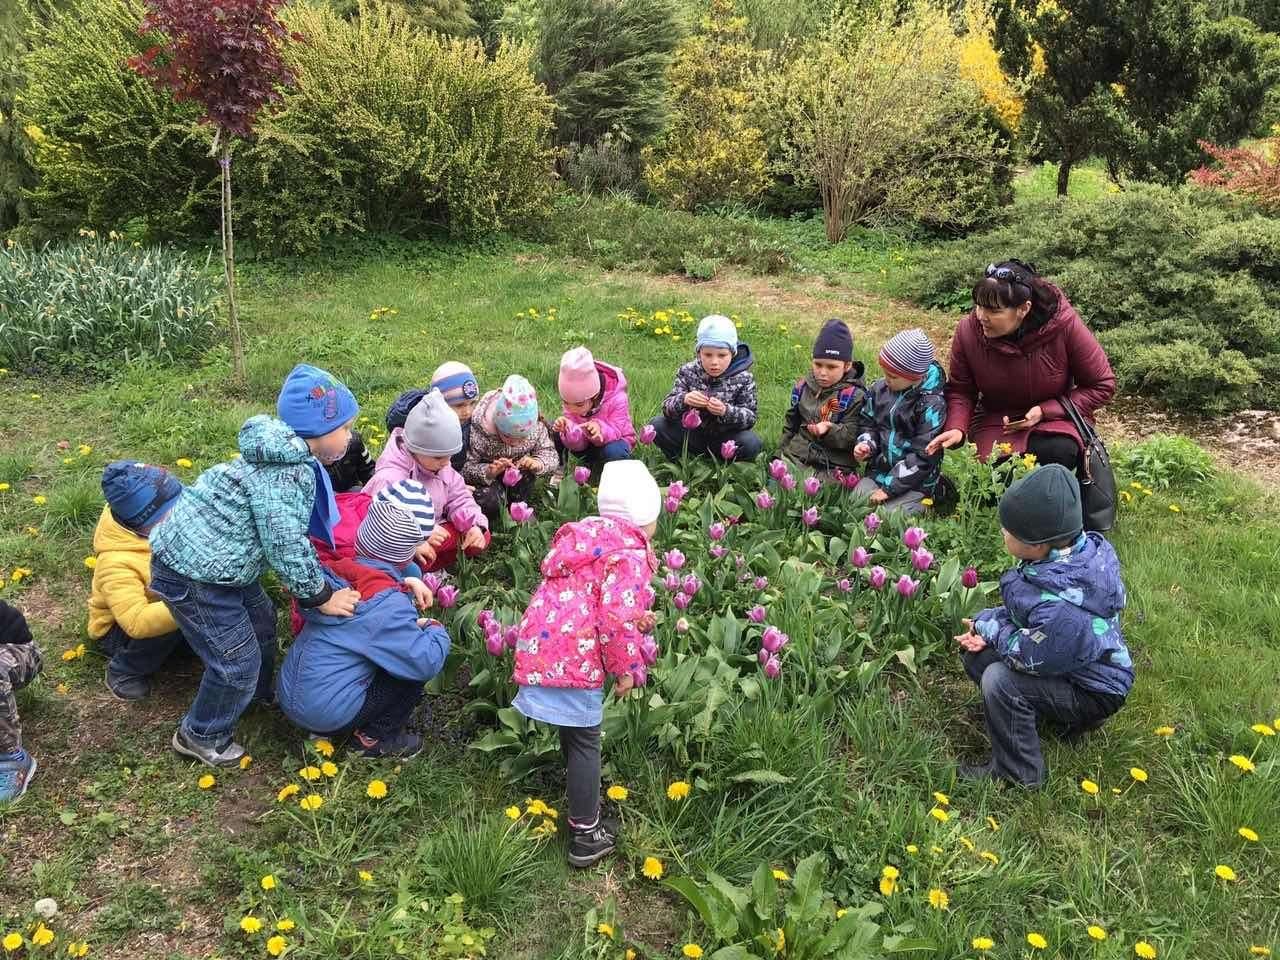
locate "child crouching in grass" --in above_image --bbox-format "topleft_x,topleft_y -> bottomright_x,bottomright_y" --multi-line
779,318 -> 866,475
464,375 -> 558,526
511,460 -> 661,867
954,464 -> 1133,788
552,346 -> 636,470
0,601 -> 41,803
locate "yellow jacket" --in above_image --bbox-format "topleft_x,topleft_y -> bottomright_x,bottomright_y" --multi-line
87,505 -> 178,640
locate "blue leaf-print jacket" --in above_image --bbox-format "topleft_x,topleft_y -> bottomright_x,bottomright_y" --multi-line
856,362 -> 947,497
974,532 -> 1134,697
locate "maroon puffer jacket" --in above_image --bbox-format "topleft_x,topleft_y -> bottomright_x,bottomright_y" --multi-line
942,288 -> 1115,461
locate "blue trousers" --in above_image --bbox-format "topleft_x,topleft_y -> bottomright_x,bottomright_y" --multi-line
99,624 -> 187,681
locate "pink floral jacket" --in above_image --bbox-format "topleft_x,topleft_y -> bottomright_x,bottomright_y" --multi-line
512,517 -> 657,690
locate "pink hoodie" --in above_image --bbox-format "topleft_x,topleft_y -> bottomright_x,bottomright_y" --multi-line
560,362 -> 636,452
512,516 -> 657,690
365,428 -> 488,532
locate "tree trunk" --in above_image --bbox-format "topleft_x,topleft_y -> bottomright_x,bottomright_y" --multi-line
1056,159 -> 1073,197
219,140 -> 245,383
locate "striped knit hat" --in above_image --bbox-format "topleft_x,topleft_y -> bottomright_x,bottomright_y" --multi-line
878,329 -> 936,379
355,479 -> 436,564
430,361 -> 479,407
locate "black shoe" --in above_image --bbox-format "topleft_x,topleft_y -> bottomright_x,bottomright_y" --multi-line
105,666 -> 151,701
354,728 -> 423,760
567,816 -> 618,868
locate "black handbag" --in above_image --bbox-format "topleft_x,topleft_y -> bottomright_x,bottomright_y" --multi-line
1058,395 -> 1116,533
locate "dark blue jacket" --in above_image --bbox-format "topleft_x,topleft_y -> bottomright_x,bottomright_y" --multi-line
856,362 -> 947,497
660,343 -> 757,432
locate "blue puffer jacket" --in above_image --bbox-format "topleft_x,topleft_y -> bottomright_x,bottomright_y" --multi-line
276,559 -> 450,732
856,362 -> 947,497
150,416 -> 330,604
974,532 -> 1133,697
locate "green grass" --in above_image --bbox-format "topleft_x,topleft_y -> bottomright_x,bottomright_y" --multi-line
1012,159 -> 1115,205
0,241 -> 1277,960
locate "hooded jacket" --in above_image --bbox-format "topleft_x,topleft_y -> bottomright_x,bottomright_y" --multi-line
560,361 -> 636,452
365,427 -> 487,532
463,389 -> 558,487
856,362 -> 948,497
660,344 -> 757,433
512,517 -> 657,690
386,388 -> 470,473
974,532 -> 1133,697
780,364 -> 867,470
87,505 -> 179,641
276,557 -> 450,732
149,415 -> 331,606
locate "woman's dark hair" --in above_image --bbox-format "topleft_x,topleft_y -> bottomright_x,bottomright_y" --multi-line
971,259 -> 1059,328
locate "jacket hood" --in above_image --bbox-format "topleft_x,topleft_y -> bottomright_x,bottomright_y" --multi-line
726,343 -> 754,377
300,562 -> 405,627
913,361 -> 946,397
92,504 -> 150,553
1024,532 -> 1126,619
540,517 -> 652,579
238,415 -> 314,465
380,428 -> 421,476
597,361 -> 626,397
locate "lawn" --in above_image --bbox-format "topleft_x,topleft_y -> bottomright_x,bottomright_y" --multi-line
0,239 -> 1278,960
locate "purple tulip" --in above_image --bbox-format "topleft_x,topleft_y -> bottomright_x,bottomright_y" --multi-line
896,575 -> 920,598
564,424 -> 585,448
504,625 -> 519,650
639,423 -> 657,445
720,439 -> 738,460
754,576 -> 769,591
758,647 -> 770,665
768,459 -> 789,481
668,481 -> 689,501
864,512 -> 882,534
630,664 -> 648,687
710,545 -> 727,559
681,574 -> 701,596
708,522 -> 726,541
869,566 -> 888,590
851,546 -> 870,569
673,592 -> 690,610
665,496 -> 681,514
664,571 -> 681,591
682,409 -> 702,430
802,506 -> 819,528
573,465 -> 591,485
754,491 -> 776,510
837,578 -> 852,593
803,475 -> 821,496
502,465 -> 521,487
962,566 -> 980,589
477,608 -> 495,629
910,548 -> 934,572
842,472 -> 860,491
437,585 -> 459,608
485,634 -> 505,657
748,605 -> 767,623
780,472 -> 797,492
764,656 -> 781,679
902,526 -> 928,549
423,573 -> 443,593
664,549 -> 686,570
762,626 -> 783,653
509,501 -> 534,523
639,636 -> 659,665
675,617 -> 690,633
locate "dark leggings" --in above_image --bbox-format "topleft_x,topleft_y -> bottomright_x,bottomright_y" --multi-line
351,669 -> 424,741
1026,432 -> 1080,470
559,724 -> 601,827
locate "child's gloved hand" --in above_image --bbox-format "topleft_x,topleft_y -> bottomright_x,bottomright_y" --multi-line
461,526 -> 487,552
853,441 -> 871,460
318,587 -> 360,617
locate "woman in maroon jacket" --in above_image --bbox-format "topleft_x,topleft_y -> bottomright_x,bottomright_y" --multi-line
926,260 -> 1115,469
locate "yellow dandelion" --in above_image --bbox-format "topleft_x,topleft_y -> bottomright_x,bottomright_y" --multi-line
266,935 -> 287,956
596,923 -> 615,940
33,495 -> 47,505
881,865 -> 899,880
1238,826 -> 1259,842
240,916 -> 263,934
298,793 -> 324,811
504,805 -> 521,820
1230,755 -> 1256,773
927,888 -> 949,910
1130,767 -> 1148,783
314,739 -> 335,757
667,780 -> 691,801
626,951 -> 637,960
878,875 -> 897,896
1168,504 -> 1181,513
932,790 -> 950,806
2,933 -> 21,952
682,946 -> 703,959
606,784 -> 629,801
1214,864 -> 1237,882
175,458 -> 193,468
1088,925 -> 1107,941
985,815 -> 1000,831
300,765 -> 321,781
1251,723 -> 1275,737
526,798 -> 549,816
980,850 -> 999,865
642,857 -> 664,880
1154,725 -> 1175,737
973,937 -> 995,951
959,836 -> 976,852
1028,932 -> 1048,950
929,807 -> 950,823
277,783 -> 300,802
276,919 -> 295,932
930,845 -> 943,855
905,844 -> 919,855
0,484 -> 8,492
67,941 -> 90,957
921,498 -> 934,507
1249,948 -> 1271,957
772,868 -> 791,881
32,926 -> 54,947
366,779 -> 388,799
836,908 -> 847,918
358,870 -> 373,883
78,444 -> 92,456
197,774 -> 215,790
83,556 -> 97,569
320,761 -> 338,777
260,874 -> 276,891
1135,941 -> 1157,959
1081,779 -> 1100,795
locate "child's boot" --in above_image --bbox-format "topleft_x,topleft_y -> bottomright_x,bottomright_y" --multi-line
105,664 -> 152,701
567,816 -> 619,868
353,728 -> 423,760
0,749 -> 37,803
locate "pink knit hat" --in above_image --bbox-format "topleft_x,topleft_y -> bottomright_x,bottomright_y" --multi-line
558,347 -> 601,404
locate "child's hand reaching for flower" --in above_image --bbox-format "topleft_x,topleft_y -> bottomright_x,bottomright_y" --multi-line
955,619 -> 987,653
613,673 -> 635,698
462,527 -> 486,552
635,611 -> 656,634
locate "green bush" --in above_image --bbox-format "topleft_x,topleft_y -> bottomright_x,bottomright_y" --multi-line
0,236 -> 221,369
904,184 -> 1280,412
1115,434 -> 1215,490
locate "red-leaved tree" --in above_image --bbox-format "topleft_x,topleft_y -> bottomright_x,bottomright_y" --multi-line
128,0 -> 299,381
1190,137 -> 1280,215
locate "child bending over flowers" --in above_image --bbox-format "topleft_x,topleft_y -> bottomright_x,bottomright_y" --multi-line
464,375 -> 558,526
552,346 -> 636,470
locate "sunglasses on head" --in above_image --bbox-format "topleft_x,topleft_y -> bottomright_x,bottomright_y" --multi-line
985,262 -> 1034,287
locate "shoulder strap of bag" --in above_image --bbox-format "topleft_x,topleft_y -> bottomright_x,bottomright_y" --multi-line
1057,394 -> 1097,445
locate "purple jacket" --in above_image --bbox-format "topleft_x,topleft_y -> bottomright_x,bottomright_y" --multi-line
365,428 -> 488,533
561,362 -> 636,452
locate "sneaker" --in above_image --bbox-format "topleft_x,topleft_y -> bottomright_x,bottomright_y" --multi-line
353,728 -> 423,760
957,760 -> 996,782
105,665 -> 152,701
0,751 -> 37,803
171,727 -> 246,768
568,816 -> 619,868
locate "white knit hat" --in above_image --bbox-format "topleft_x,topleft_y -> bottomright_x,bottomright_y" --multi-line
597,460 -> 660,527
355,480 -> 435,564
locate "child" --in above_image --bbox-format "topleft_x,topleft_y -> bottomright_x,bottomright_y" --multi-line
552,346 -> 636,468
779,318 -> 866,474
852,329 -> 947,514
366,389 -> 490,571
323,430 -> 376,493
277,480 -> 450,759
0,601 -> 41,802
954,464 -> 1133,788
648,314 -> 762,463
464,375 -> 558,526
385,362 -> 479,476
511,460 -> 660,867
149,363 -> 363,768
89,461 -> 187,700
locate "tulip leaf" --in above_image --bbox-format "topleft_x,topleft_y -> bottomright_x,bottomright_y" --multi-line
728,769 -> 794,785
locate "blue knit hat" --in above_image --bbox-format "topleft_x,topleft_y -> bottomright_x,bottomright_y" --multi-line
355,479 -> 436,564
813,318 -> 853,362
101,461 -> 183,532
276,364 -> 359,439
695,314 -> 738,353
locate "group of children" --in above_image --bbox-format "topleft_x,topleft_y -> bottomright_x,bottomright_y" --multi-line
0,315 -> 1132,871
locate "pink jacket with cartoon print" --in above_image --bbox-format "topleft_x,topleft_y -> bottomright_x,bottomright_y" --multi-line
512,516 -> 657,690
560,362 -> 637,453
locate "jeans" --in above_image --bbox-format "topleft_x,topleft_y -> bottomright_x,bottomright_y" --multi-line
350,668 -> 424,741
962,648 -> 1123,787
852,477 -> 926,516
150,560 -> 277,749
647,415 -> 763,464
99,624 -> 187,681
559,724 -> 601,827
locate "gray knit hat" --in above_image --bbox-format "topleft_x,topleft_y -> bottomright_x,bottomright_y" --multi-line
356,479 -> 436,564
403,389 -> 463,457
998,463 -> 1083,546
879,328 -> 936,378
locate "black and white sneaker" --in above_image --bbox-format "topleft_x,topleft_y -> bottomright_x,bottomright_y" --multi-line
171,727 -> 246,768
567,817 -> 619,868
